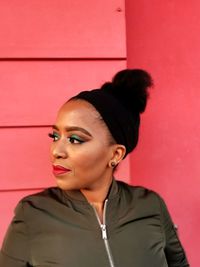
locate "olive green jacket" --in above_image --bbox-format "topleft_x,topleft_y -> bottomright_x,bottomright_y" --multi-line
0,180 -> 189,267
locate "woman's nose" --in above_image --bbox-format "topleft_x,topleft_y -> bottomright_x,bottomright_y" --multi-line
51,140 -> 68,159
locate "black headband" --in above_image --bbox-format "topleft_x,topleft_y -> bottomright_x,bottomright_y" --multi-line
71,89 -> 140,156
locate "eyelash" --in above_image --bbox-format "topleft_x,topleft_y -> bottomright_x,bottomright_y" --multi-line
48,133 -> 84,144
48,133 -> 59,142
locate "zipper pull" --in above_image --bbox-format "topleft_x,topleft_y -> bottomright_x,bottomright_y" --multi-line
101,224 -> 107,240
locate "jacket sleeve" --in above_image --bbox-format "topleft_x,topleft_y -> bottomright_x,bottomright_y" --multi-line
0,201 -> 30,267
158,196 -> 190,267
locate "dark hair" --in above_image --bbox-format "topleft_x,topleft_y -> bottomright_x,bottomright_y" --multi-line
69,69 -> 153,157
101,69 -> 152,114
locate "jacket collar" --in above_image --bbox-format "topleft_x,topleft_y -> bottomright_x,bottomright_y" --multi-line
62,178 -> 119,203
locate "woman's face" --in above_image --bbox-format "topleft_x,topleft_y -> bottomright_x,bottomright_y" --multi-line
50,100 -> 116,191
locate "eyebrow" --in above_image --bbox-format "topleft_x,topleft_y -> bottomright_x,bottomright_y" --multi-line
52,125 -> 92,137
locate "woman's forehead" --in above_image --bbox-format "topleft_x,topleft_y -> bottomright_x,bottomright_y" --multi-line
60,100 -> 100,118
56,100 -> 102,129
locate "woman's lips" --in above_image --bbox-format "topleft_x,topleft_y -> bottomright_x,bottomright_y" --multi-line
52,165 -> 71,175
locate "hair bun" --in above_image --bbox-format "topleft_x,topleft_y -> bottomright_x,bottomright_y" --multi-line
101,69 -> 153,114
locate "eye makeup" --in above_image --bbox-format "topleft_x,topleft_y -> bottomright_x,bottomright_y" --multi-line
68,134 -> 84,144
48,132 -> 60,142
48,132 -> 85,144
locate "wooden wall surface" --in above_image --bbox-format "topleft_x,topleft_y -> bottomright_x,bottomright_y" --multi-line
0,0 -> 128,245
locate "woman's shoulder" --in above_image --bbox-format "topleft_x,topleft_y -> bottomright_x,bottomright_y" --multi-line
15,187 -> 63,213
117,180 -> 159,196
21,187 -> 61,201
116,180 -> 165,209
116,180 -> 172,221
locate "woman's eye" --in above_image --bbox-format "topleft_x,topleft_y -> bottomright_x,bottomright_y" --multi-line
48,133 -> 60,142
68,135 -> 84,144
48,133 -> 84,144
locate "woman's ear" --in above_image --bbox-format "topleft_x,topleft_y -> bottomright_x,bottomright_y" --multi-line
108,144 -> 126,168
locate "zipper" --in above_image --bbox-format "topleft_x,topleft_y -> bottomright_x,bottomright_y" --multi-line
91,199 -> 116,267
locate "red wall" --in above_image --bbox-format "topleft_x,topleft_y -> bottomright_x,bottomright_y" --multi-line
0,0 -> 128,245
125,1 -> 200,266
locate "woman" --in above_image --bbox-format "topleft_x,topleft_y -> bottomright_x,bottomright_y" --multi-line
0,69 -> 189,266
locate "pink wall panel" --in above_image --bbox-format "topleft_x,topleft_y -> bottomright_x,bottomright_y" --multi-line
0,0 -> 126,58
125,0 -> 200,266
0,127 -> 130,190
0,189 -> 41,247
0,127 -> 55,190
0,60 -> 126,126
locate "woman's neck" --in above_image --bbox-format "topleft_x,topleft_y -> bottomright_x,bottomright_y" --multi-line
80,175 -> 113,201
90,201 -> 104,223
80,177 -> 113,223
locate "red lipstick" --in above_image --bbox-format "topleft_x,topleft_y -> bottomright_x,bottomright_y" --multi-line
52,165 -> 71,175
